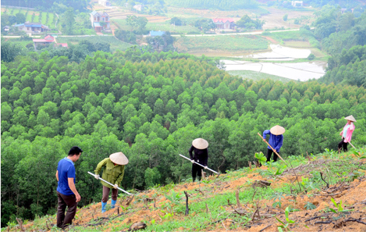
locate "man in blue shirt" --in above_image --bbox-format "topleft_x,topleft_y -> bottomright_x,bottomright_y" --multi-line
262,125 -> 285,162
56,146 -> 83,229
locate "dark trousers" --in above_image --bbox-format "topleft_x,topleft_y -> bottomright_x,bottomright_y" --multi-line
338,140 -> 348,152
266,148 -> 278,162
102,185 -> 118,202
57,191 -> 77,229
192,163 -> 203,182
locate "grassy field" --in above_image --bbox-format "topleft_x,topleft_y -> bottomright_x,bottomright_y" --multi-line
263,30 -> 320,49
166,6 -> 269,18
1,7 -> 56,28
113,19 -> 200,34
57,36 -> 133,52
5,148 -> 366,232
146,21 -> 200,34
4,38 -> 34,47
227,70 -> 294,83
175,35 -> 269,53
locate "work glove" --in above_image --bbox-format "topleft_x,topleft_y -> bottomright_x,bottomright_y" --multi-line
204,166 -> 208,170
191,160 -> 195,164
95,174 -> 100,180
113,184 -> 118,189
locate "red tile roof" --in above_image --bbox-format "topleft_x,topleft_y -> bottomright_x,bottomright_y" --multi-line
33,39 -> 53,43
44,35 -> 54,41
33,35 -> 55,43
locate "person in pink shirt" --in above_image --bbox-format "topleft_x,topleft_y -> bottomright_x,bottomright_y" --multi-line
338,115 -> 356,152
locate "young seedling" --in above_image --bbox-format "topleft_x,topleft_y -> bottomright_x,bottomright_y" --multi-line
270,192 -> 285,208
255,152 -> 267,166
276,206 -> 295,232
304,202 -> 316,210
330,198 -> 347,213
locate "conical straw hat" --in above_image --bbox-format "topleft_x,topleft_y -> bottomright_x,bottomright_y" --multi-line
345,115 -> 356,122
109,152 -> 129,165
192,138 -> 209,150
270,125 -> 285,135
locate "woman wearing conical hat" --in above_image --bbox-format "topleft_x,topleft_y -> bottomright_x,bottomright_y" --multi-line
262,125 -> 285,162
189,138 -> 209,182
94,152 -> 128,213
338,115 -> 356,152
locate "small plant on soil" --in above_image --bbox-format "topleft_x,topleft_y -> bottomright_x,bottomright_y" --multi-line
255,152 -> 266,166
300,177 -> 317,191
304,202 -> 317,210
164,190 -> 183,205
162,212 -> 174,219
276,206 -> 296,232
270,192 -> 285,208
330,198 -> 347,213
287,205 -> 300,212
347,170 -> 364,181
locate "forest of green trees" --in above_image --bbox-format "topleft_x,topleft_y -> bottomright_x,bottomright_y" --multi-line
2,47 -> 366,226
309,6 -> 366,86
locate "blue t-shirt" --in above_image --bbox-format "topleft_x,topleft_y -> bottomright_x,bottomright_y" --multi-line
57,157 -> 76,196
263,130 -> 284,152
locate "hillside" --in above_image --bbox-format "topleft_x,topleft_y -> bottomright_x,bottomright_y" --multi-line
3,148 -> 366,232
2,48 -> 366,226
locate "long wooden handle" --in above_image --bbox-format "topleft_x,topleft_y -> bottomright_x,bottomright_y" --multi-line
88,171 -> 133,195
348,141 -> 356,149
257,132 -> 287,164
179,154 -> 219,174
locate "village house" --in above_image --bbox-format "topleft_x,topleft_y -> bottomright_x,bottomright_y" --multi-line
90,11 -> 111,33
291,1 -> 303,7
341,8 -> 354,14
13,22 -> 49,33
33,35 -> 68,48
133,4 -> 144,12
99,0 -> 111,6
213,18 -> 235,30
33,34 -> 55,46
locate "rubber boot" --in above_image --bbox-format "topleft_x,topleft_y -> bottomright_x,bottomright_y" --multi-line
111,199 -> 117,209
101,201 -> 107,213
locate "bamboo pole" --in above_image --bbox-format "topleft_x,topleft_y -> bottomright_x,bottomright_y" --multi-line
257,132 -> 287,164
257,132 -> 302,192
348,141 -> 356,150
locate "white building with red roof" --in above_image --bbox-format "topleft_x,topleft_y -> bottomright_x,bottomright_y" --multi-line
33,35 -> 55,45
213,18 -> 235,30
33,35 -> 68,49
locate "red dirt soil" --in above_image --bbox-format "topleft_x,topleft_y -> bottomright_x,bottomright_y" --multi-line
17,156 -> 366,232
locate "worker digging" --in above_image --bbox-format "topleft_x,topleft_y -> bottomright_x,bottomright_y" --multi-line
94,152 -> 129,213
